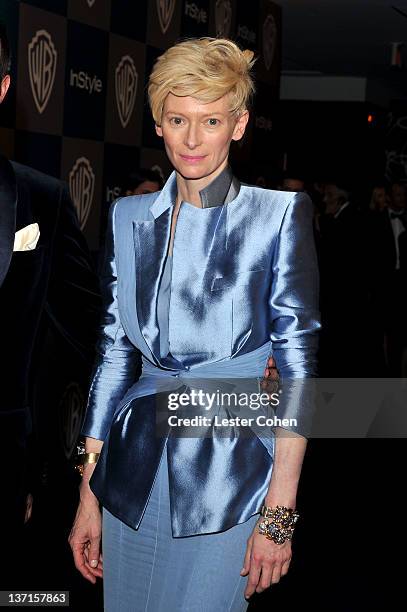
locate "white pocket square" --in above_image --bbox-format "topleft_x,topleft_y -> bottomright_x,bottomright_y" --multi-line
13,223 -> 40,252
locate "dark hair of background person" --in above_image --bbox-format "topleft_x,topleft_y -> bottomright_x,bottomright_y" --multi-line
281,168 -> 309,192
123,167 -> 164,194
0,22 -> 11,80
369,181 -> 390,212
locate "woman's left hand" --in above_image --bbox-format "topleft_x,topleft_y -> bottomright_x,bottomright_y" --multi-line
240,517 -> 292,598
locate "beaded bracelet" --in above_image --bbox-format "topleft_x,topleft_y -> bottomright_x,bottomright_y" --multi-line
257,505 -> 300,544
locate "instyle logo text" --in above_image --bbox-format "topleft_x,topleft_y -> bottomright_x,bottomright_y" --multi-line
69,69 -> 103,94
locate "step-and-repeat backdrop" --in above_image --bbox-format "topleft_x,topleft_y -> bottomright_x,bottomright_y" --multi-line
0,0 -> 281,250
0,0 -> 282,485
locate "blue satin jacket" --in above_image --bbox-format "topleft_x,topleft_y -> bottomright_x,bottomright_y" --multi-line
81,168 -> 321,536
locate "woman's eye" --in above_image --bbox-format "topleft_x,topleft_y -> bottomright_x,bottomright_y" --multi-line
207,118 -> 219,126
170,117 -> 183,125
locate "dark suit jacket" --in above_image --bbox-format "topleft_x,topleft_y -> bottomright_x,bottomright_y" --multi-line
0,154 -> 101,521
318,203 -> 369,318
370,208 -> 407,274
368,208 -> 407,334
317,203 -> 379,375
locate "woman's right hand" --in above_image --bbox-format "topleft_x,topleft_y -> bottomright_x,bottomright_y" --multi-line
68,495 -> 103,584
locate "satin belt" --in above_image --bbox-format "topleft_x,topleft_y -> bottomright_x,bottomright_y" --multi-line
114,340 -> 275,456
143,340 -> 271,377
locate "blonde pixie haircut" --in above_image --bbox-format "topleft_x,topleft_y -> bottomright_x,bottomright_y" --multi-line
148,37 -> 255,126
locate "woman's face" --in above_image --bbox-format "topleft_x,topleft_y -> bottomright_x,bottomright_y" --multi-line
155,93 -> 248,183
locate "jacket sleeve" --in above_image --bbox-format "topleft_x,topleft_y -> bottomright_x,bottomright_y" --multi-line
268,192 -> 321,436
80,199 -> 141,441
45,183 -> 102,369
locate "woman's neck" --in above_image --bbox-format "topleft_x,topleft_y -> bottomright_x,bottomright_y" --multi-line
175,160 -> 229,208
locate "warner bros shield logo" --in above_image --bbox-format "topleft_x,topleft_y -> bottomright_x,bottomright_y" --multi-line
28,29 -> 57,114
262,13 -> 277,71
87,0 -> 96,7
215,0 -> 232,38
69,157 -> 95,230
115,55 -> 138,129
157,0 -> 176,34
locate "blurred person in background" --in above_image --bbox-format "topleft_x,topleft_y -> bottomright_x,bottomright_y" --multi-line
123,167 -> 163,196
281,170 -> 307,193
369,183 -> 390,213
317,178 -> 382,375
369,181 -> 407,375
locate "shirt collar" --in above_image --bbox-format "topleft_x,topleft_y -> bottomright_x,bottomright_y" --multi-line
334,200 -> 350,218
150,165 -> 241,219
199,165 -> 239,208
388,207 -> 404,217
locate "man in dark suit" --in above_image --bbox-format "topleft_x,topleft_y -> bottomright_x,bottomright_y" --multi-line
0,23 -> 101,576
316,178 -> 381,376
369,182 -> 407,375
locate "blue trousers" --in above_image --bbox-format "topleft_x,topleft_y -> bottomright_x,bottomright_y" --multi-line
102,440 -> 259,611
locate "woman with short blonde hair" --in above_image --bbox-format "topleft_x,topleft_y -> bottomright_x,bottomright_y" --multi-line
148,37 -> 255,124
69,37 -> 320,612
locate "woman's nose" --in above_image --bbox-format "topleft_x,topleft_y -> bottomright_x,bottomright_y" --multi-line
184,124 -> 201,149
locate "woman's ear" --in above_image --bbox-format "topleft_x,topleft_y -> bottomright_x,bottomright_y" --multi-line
231,110 -> 249,142
155,124 -> 163,137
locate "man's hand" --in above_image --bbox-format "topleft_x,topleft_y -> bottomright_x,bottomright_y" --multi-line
261,356 -> 280,396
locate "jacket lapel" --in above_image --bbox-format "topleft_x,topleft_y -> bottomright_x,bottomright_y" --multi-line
132,172 -> 177,364
0,155 -> 17,287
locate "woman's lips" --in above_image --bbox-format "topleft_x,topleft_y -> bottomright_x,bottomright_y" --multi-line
179,154 -> 206,163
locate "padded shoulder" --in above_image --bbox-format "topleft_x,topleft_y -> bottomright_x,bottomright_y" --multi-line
10,160 -> 63,194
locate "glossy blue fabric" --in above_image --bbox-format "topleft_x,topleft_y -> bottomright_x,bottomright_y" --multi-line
81,170 -> 321,537
157,254 -> 172,358
102,439 -> 256,612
